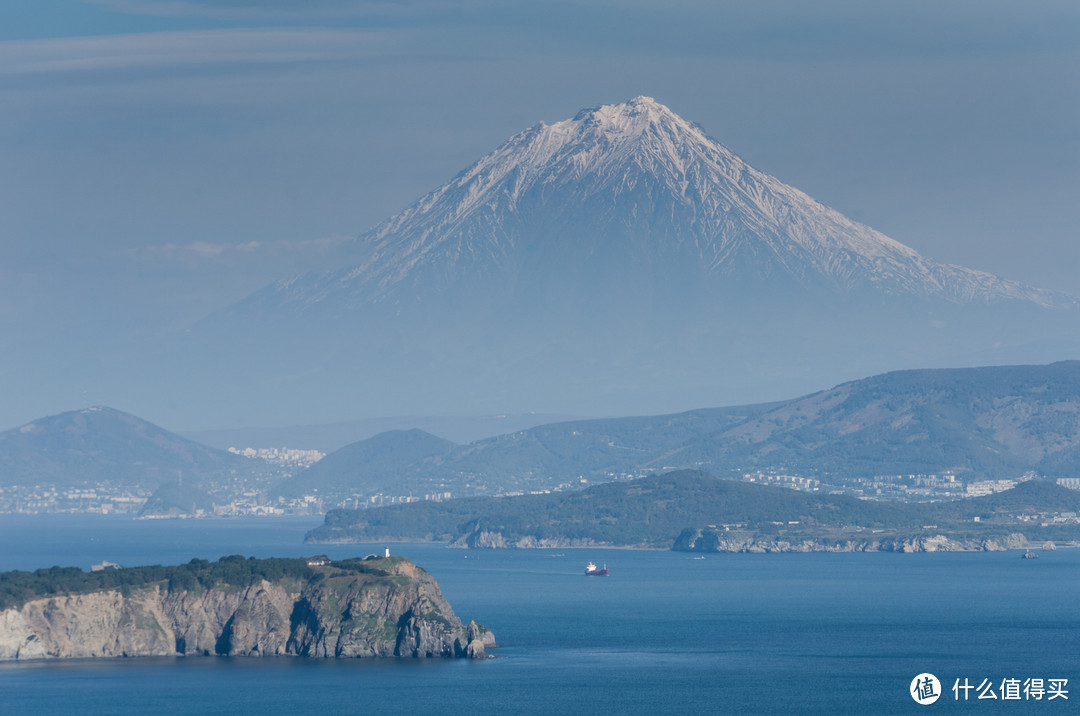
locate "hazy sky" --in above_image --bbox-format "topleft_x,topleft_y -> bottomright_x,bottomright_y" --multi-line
1,0 -> 1078,429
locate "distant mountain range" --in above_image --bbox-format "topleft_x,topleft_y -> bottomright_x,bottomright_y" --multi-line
172,96 -> 1079,424
6,361 -> 1080,503
275,429 -> 457,499
180,413 -> 575,453
282,361 -> 1080,500
0,406 -> 254,490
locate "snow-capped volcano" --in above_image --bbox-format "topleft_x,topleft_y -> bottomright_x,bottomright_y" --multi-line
261,96 -> 1069,310
197,97 -> 1078,423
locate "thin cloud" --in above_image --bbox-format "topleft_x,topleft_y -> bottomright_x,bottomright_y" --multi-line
0,27 -> 393,75
79,0 -> 497,21
124,234 -> 354,263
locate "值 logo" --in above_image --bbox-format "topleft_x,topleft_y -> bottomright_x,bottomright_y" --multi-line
911,673 -> 941,705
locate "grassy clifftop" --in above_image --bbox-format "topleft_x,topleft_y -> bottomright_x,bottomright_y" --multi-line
0,554 -> 405,611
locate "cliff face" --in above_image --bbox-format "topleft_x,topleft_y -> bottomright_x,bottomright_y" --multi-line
673,528 -> 1031,553
0,559 -> 493,661
450,528 -> 609,550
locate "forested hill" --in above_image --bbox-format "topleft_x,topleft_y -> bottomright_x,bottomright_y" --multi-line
305,470 -> 1080,549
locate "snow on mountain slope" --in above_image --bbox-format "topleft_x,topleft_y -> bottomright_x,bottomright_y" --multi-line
184,97 -> 1080,427
262,96 -> 1072,310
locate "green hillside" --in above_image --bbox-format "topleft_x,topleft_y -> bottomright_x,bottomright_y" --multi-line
306,470 -> 1080,549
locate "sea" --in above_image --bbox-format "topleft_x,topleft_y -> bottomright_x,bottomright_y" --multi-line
0,515 -> 1076,715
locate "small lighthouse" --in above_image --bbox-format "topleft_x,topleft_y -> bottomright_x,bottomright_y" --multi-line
384,547 -> 390,558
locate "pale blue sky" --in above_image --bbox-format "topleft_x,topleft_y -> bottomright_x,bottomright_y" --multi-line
0,0 -> 1078,429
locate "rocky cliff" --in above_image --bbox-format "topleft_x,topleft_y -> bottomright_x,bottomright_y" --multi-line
450,527 -> 609,550
673,528 -> 1031,553
0,556 -> 493,661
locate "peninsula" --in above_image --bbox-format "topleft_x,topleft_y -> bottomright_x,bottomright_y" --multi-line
0,555 -> 493,661
306,470 -> 1080,552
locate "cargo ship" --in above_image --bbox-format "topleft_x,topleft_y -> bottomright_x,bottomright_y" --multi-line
585,562 -> 609,576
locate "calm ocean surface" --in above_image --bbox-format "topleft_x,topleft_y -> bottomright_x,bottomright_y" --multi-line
0,515 -> 1076,714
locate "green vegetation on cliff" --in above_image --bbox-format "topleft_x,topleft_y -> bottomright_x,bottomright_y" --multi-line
0,554 -> 402,611
0,554 -> 493,661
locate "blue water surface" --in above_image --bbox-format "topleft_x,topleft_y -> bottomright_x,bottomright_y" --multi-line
0,515 -> 1075,714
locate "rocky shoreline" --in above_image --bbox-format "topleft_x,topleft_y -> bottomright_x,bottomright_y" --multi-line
429,522 -> 1044,553
672,528 -> 1033,553
0,557 -> 494,661
431,527 -> 1044,553
449,528 -> 612,549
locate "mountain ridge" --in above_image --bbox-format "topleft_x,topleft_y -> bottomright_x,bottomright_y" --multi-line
0,406 -> 255,490
285,361 -> 1080,500
274,429 -> 458,499
242,96 -> 1073,312
168,97 -> 1080,425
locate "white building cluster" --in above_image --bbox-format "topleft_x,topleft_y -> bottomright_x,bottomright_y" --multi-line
229,446 -> 325,468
